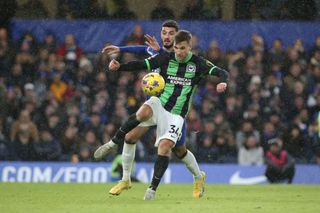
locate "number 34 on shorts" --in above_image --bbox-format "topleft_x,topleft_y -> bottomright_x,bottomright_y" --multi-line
169,124 -> 182,140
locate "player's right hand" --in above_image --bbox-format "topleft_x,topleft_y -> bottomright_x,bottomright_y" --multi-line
216,82 -> 227,93
108,59 -> 120,71
145,34 -> 161,51
102,45 -> 120,55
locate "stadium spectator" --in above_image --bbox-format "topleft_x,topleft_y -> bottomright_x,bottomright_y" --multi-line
260,122 -> 277,151
82,0 -> 109,19
10,109 -> 39,142
40,34 -> 57,54
268,39 -> 286,64
34,129 -> 61,161
235,120 -> 260,150
150,0 -> 175,20
180,0 -> 205,20
2,23 -> 320,164
77,130 -> 100,162
283,125 -> 307,163
123,25 -> 145,46
0,114 -> 12,160
49,73 -> 69,103
191,35 -> 204,56
0,0 -> 17,29
311,36 -> 320,54
224,95 -> 242,131
213,111 -> 235,146
13,131 -> 36,161
0,28 -> 15,77
111,0 -> 137,20
56,0 -> 76,19
206,40 -> 227,69
56,34 -> 83,64
265,138 -> 295,184
310,49 -> 320,67
238,135 -> 264,165
59,125 -> 79,161
15,0 -> 48,19
39,113 -> 63,140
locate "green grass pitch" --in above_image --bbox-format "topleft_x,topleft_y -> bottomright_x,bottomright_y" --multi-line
0,183 -> 319,213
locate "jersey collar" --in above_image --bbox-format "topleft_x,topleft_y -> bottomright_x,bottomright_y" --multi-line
175,52 -> 193,63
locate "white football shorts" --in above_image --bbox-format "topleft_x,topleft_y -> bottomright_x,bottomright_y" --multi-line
139,96 -> 184,147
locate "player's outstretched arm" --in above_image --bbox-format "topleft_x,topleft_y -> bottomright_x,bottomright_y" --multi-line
102,45 -> 120,55
108,59 -> 148,72
102,44 -> 150,55
107,53 -> 165,72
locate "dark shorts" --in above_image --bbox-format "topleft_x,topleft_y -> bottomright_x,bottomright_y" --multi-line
175,122 -> 186,147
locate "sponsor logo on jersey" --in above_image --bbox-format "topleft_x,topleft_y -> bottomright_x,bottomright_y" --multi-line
167,76 -> 192,86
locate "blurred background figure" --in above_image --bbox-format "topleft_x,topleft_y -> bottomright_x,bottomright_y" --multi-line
238,135 -> 264,165
0,0 -> 320,167
150,0 -> 174,20
265,138 -> 295,184
110,153 -> 139,182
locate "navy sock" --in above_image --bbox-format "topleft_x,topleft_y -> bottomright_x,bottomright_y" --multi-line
150,155 -> 169,191
112,114 -> 140,145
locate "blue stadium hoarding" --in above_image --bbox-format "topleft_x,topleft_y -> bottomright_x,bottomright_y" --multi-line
11,20 -> 320,53
0,162 -> 319,184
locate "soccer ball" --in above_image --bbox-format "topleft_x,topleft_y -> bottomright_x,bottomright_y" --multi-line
141,73 -> 165,96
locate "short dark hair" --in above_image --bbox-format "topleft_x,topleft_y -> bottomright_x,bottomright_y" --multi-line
174,30 -> 192,44
162,20 -> 179,31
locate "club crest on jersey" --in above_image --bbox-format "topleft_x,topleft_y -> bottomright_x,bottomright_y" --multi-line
186,63 -> 196,73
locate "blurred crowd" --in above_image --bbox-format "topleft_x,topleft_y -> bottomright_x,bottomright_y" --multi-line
1,0 -> 320,22
0,24 -> 320,164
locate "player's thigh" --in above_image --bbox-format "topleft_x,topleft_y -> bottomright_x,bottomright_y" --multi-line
136,103 -> 153,121
137,96 -> 163,122
125,126 -> 149,143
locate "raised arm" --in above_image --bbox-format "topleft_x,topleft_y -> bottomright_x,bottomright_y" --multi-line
102,45 -> 148,55
108,59 -> 147,72
203,59 -> 229,93
108,53 -> 167,72
102,35 -> 162,56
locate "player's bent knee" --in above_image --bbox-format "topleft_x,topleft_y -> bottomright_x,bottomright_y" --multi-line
125,127 -> 149,143
158,139 -> 174,156
172,146 -> 187,159
124,139 -> 137,145
125,131 -> 137,143
136,105 -> 153,121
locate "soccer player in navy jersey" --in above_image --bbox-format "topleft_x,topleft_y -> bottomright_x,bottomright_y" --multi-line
95,21 -> 206,199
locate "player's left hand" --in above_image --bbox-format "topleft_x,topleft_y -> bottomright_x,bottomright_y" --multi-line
216,82 -> 227,93
145,34 -> 161,51
108,59 -> 120,72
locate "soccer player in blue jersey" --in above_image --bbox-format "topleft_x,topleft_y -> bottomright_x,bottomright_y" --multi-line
95,21 -> 206,199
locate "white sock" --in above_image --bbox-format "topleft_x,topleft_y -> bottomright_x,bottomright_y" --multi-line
181,150 -> 202,180
121,143 -> 136,181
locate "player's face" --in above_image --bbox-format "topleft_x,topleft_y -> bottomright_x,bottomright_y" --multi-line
174,41 -> 192,61
161,27 -> 177,49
